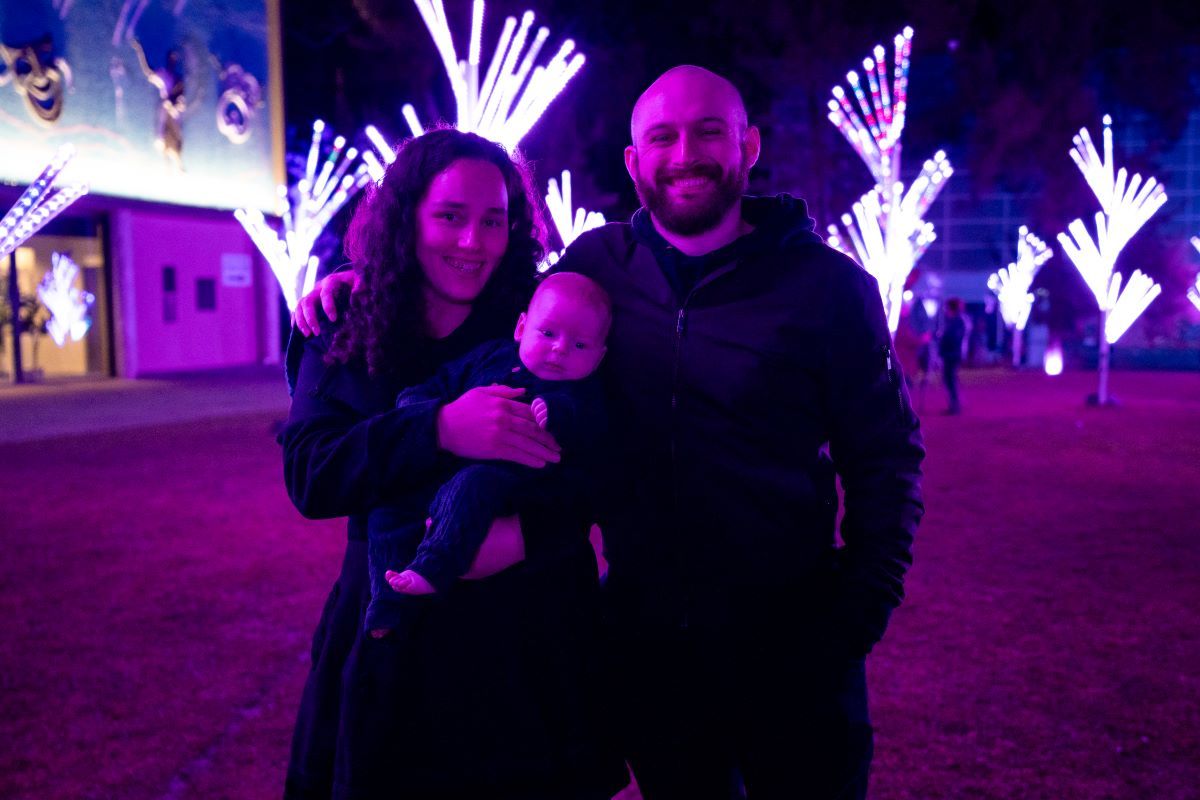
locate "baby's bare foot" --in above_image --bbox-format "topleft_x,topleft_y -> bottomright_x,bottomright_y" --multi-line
387,569 -> 435,595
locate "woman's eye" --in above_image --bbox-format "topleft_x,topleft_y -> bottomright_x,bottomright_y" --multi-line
484,217 -> 505,228
437,212 -> 459,222
540,329 -> 554,337
575,342 -> 588,350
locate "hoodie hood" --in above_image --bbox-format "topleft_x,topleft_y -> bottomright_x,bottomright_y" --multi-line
630,193 -> 823,298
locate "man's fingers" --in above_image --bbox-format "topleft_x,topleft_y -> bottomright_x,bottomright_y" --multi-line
300,296 -> 320,336
501,431 -> 561,465
508,415 -> 558,447
321,284 -> 339,322
479,384 -> 526,399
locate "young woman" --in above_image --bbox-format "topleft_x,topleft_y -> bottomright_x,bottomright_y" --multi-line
280,128 -> 624,800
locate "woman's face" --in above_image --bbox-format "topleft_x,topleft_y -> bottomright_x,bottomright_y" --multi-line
414,158 -> 510,308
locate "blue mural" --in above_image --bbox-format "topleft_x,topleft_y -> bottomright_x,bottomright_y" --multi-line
0,0 -> 278,211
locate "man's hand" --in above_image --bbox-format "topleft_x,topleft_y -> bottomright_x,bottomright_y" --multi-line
531,396 -> 550,430
437,385 -> 561,468
292,271 -> 359,336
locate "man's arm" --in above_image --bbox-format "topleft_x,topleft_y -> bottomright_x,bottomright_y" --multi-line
826,265 -> 926,656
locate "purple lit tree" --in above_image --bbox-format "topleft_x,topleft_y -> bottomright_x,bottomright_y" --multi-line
1055,115 -> 1166,405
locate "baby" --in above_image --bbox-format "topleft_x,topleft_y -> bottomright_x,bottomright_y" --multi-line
365,271 -> 611,637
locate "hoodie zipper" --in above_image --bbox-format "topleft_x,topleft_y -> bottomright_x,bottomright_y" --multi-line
669,265 -> 735,631
671,303 -> 689,629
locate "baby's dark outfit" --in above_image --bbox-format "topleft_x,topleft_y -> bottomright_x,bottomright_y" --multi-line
364,339 -> 606,634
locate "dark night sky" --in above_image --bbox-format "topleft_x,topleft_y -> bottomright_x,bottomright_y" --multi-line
281,0 -> 1200,261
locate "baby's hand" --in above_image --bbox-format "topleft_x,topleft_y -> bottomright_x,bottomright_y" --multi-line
531,396 -> 549,430
386,569 -> 435,595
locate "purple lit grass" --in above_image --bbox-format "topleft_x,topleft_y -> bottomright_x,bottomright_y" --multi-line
1,369 -> 1198,799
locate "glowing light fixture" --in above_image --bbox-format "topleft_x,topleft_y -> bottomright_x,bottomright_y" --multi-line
403,0 -> 585,150
1044,342 -> 1064,377
0,145 -> 89,260
1188,236 -> 1200,313
988,226 -> 1052,366
824,27 -> 952,333
542,169 -> 605,270
234,120 -> 375,311
1055,115 -> 1166,404
37,252 -> 95,346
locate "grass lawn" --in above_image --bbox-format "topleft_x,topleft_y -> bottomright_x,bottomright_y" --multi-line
1,368 -> 1197,799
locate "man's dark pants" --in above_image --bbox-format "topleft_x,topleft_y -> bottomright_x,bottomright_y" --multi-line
604,592 -> 873,800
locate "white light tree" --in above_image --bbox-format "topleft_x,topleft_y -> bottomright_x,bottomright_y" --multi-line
824,26 -> 954,333
988,226 -> 1052,367
542,169 -> 605,270
1056,115 -> 1166,405
398,0 -> 585,150
38,252 -> 95,346
1189,236 -> 1200,313
235,120 -> 379,311
368,1 -> 603,271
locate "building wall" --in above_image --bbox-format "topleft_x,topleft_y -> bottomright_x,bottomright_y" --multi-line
112,207 -> 279,376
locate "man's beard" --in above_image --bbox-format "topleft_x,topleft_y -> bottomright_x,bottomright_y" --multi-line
634,157 -> 749,236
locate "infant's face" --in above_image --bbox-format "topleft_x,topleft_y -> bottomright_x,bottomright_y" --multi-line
515,288 -> 608,381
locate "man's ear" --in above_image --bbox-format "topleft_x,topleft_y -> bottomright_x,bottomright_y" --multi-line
514,312 -> 526,341
743,125 -> 762,170
624,145 -> 639,185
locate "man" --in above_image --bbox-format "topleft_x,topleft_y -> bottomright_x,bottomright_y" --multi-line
295,65 -> 924,800
548,66 -> 925,799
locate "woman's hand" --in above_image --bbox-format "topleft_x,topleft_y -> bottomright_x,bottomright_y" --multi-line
437,385 -> 561,468
462,515 -> 526,579
293,271 -> 360,336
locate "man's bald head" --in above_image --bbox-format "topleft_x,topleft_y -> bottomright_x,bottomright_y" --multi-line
624,65 -> 760,240
630,65 -> 748,142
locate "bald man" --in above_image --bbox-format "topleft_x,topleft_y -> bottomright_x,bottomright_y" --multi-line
550,66 -> 925,799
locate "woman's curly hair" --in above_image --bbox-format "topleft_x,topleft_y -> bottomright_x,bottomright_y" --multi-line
326,127 -> 545,374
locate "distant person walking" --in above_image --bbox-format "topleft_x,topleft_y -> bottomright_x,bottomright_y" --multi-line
938,297 -> 967,415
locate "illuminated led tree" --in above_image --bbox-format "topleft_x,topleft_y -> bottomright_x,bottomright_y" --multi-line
542,170 -> 605,270
0,146 -> 89,260
235,120 -> 377,311
37,252 -> 95,346
1056,115 -> 1166,405
1189,236 -> 1200,313
824,26 -> 953,333
397,0 -> 585,151
1,145 -> 88,383
988,226 -> 1052,367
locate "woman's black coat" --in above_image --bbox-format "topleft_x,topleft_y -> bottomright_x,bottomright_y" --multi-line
278,297 -> 625,800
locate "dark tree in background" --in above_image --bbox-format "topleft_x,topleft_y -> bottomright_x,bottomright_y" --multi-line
283,0 -> 1200,327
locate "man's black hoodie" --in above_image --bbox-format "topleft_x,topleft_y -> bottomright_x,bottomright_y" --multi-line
551,194 -> 925,656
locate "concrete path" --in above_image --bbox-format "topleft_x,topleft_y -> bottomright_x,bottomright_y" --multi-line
0,366 -> 291,443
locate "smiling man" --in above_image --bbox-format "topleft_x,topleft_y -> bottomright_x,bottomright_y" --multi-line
551,66 -> 926,799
